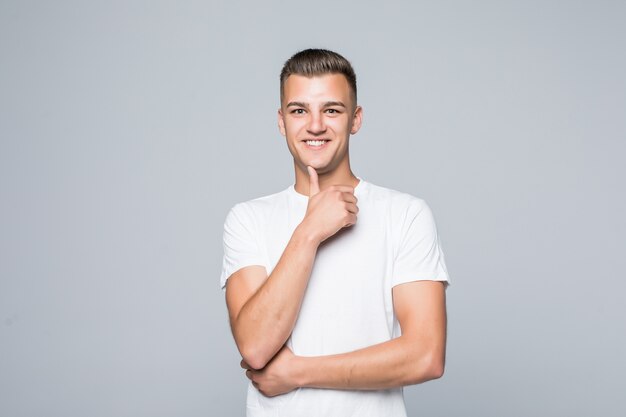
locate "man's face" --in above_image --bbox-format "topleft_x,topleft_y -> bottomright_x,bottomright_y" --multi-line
278,74 -> 362,175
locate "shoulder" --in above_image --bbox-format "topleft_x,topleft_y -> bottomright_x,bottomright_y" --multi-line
225,187 -> 292,223
362,180 -> 430,216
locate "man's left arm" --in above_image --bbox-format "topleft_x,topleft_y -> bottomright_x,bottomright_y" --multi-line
244,279 -> 447,396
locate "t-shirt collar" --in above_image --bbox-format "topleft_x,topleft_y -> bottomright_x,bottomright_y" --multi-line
289,177 -> 365,201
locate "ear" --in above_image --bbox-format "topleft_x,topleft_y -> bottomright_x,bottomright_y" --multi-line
278,108 -> 286,137
350,105 -> 363,135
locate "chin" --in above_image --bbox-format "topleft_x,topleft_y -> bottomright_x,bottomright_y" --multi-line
302,160 -> 329,171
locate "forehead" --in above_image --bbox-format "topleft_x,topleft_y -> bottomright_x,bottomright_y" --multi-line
282,74 -> 352,103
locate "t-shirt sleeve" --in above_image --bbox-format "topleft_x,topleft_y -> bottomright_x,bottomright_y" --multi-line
220,203 -> 266,290
391,199 -> 450,287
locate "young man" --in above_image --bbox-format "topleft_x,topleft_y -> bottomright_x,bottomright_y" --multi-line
220,49 -> 450,417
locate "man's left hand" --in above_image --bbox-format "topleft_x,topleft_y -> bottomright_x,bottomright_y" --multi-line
241,345 -> 301,397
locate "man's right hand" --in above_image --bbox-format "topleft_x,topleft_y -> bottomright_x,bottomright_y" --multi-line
301,166 -> 359,243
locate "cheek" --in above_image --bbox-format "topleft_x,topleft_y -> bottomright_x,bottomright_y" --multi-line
328,119 -> 350,134
285,120 -> 306,136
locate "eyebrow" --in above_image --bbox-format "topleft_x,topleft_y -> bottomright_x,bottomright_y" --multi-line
286,101 -> 347,108
286,101 -> 308,108
323,101 -> 347,108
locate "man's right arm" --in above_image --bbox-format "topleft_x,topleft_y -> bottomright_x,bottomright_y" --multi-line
225,167 -> 358,370
225,223 -> 319,370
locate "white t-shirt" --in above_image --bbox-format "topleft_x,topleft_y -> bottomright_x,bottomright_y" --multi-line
220,179 -> 450,417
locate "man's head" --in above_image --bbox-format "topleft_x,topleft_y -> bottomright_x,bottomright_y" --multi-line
278,49 -> 362,178
280,49 -> 357,108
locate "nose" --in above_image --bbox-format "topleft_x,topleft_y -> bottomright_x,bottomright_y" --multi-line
306,112 -> 326,135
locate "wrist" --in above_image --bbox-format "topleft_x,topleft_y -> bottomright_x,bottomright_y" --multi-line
295,221 -> 322,246
292,355 -> 312,388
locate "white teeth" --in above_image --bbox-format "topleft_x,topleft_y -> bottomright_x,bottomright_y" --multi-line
306,140 -> 327,146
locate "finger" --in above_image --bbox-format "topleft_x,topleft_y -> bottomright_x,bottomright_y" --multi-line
341,192 -> 358,204
329,185 -> 355,194
344,214 -> 357,227
307,166 -> 320,196
345,203 -> 359,214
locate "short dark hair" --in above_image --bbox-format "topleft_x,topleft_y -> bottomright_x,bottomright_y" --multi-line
280,48 -> 357,104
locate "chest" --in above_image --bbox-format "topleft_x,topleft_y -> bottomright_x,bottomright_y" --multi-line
259,204 -> 399,354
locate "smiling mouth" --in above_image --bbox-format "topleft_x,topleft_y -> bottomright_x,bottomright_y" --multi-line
303,139 -> 330,147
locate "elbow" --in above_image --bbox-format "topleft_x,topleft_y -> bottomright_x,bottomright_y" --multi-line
233,326 -> 274,370
233,321 -> 284,370
426,356 -> 445,380
406,350 -> 445,385
240,345 -> 272,370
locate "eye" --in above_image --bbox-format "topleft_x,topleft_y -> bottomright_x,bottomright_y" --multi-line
291,108 -> 305,114
325,108 -> 341,114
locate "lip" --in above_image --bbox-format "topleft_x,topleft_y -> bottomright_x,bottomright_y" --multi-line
302,139 -> 331,150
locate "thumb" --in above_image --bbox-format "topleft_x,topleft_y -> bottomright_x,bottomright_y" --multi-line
307,166 -> 320,196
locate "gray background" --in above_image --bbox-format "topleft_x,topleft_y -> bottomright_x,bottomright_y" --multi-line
1,1 -> 625,416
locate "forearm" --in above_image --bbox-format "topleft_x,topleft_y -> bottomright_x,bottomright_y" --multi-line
232,223 -> 320,369
295,334 -> 445,390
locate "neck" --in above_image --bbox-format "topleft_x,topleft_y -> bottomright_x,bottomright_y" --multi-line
293,159 -> 359,196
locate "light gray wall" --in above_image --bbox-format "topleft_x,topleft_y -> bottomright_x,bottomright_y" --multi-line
1,1 -> 625,416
